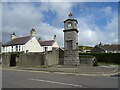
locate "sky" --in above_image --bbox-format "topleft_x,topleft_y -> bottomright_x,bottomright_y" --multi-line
1,1 -> 119,47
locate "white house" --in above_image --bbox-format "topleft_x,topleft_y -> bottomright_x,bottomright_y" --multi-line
2,28 -> 43,53
38,35 -> 59,52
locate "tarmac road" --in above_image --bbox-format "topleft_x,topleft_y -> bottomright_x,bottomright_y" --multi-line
2,69 -> 119,88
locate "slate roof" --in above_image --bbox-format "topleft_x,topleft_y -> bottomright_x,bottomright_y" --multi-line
96,45 -> 120,51
3,36 -> 31,46
64,18 -> 78,23
39,40 -> 54,46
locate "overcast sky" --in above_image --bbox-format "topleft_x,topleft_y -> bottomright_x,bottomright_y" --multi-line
2,1 -> 119,47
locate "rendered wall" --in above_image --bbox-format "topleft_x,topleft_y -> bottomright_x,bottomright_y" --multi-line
2,49 -> 59,67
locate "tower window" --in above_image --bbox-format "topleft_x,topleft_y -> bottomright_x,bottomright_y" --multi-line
66,40 -> 73,50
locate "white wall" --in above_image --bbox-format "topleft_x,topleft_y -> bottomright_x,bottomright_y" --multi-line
2,37 -> 59,53
42,41 -> 59,52
52,41 -> 59,48
2,45 -> 24,53
42,46 -> 52,52
24,37 -> 43,52
2,37 -> 43,53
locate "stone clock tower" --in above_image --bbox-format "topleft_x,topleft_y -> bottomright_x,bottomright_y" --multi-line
63,13 -> 79,66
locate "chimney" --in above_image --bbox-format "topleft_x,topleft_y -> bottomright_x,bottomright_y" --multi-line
30,28 -> 36,37
38,37 -> 41,42
53,35 -> 56,41
99,42 -> 102,45
11,32 -> 16,40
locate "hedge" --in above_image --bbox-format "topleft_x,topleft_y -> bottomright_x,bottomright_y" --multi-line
79,53 -> 120,64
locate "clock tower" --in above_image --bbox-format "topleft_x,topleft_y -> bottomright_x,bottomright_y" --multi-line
63,13 -> 79,66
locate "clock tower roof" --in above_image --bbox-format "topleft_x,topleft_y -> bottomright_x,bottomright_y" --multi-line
63,18 -> 78,24
64,12 -> 78,23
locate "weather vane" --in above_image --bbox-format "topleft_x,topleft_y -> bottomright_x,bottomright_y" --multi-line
68,12 -> 73,18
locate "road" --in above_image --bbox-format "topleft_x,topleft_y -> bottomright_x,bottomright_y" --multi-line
2,69 -> 119,88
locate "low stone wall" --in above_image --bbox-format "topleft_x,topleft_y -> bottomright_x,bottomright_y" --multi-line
17,53 -> 44,66
2,49 -> 59,67
79,58 -> 94,65
58,48 -> 64,65
45,49 -> 59,66
2,54 -> 10,66
2,50 -> 94,67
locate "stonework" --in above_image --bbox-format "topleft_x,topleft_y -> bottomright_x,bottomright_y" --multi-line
63,13 -> 79,66
64,50 -> 79,66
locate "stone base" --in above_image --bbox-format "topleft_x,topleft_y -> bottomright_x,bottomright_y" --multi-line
64,50 -> 79,66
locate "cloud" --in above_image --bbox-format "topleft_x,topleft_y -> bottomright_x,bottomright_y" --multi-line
2,2 -> 44,39
103,14 -> 118,44
36,23 -> 63,46
2,0 -> 119,2
2,3 -> 43,28
102,6 -> 112,16
39,2 -> 74,27
2,2 -> 70,46
2,2 -> 118,47
78,17 -> 105,46
77,5 -> 118,46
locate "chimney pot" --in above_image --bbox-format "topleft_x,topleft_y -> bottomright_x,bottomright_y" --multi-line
30,28 -> 36,37
11,32 -> 16,40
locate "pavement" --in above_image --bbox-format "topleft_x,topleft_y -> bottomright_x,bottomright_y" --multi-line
2,64 -> 120,76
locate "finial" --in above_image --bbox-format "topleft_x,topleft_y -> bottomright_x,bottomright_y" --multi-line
12,32 -> 16,35
31,28 -> 35,31
38,37 -> 41,41
53,35 -> 56,41
68,12 -> 73,18
99,42 -> 102,45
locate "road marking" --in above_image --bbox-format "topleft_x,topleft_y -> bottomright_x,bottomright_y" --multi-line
28,78 -> 82,87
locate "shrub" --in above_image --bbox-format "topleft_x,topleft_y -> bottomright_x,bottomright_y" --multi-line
79,53 -> 120,64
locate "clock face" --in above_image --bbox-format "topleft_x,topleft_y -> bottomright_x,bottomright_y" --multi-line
67,22 -> 72,27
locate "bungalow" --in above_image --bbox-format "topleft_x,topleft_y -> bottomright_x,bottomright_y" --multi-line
2,28 -> 43,53
91,44 -> 120,53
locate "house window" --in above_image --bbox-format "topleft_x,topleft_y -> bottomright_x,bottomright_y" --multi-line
26,50 -> 29,53
16,45 -> 18,51
113,51 -> 117,53
5,47 -> 7,52
105,50 -> 107,53
2,47 -> 5,52
5,46 -> 7,52
11,46 -> 13,52
44,47 -> 48,52
19,45 -> 21,51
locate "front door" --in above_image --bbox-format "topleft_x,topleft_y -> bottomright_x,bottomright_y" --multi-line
10,54 -> 16,67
